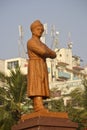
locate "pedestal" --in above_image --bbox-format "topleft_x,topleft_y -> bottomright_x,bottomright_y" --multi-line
12,111 -> 78,130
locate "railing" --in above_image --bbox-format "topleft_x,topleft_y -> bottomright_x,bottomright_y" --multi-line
58,71 -> 71,79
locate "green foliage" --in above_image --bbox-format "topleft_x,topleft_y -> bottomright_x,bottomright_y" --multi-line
0,67 -> 32,130
66,80 -> 87,130
49,98 -> 65,112
0,104 -> 20,130
69,87 -> 84,107
82,79 -> 87,110
5,67 -> 27,103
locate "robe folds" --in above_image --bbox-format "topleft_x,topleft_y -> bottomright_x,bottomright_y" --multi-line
27,38 -> 56,98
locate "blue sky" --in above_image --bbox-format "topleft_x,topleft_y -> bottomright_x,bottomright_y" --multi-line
0,0 -> 87,65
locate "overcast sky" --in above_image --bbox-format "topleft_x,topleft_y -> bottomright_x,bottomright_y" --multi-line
0,0 -> 87,65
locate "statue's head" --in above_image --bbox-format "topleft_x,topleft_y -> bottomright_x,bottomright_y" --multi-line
30,20 -> 44,33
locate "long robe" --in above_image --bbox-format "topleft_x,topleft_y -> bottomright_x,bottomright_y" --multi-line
27,37 -> 56,99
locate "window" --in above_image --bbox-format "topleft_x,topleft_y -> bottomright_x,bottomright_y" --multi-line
7,60 -> 19,69
73,73 -> 79,80
59,54 -> 62,57
48,67 -> 50,73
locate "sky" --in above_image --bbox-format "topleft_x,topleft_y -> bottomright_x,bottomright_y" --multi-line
0,0 -> 87,65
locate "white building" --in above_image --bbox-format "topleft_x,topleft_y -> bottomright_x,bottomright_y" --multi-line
0,59 -> 5,73
0,57 -> 28,76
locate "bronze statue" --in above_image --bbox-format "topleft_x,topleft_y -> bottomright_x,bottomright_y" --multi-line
27,20 -> 56,112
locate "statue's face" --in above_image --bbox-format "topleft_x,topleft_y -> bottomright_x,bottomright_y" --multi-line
32,25 -> 44,37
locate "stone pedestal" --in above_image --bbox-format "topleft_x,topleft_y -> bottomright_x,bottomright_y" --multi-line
12,111 -> 78,130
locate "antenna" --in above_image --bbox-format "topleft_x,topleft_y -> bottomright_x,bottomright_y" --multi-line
40,23 -> 48,43
54,31 -> 59,49
18,25 -> 23,38
18,25 -> 26,58
67,32 -> 73,49
51,25 -> 55,49
51,25 -> 59,50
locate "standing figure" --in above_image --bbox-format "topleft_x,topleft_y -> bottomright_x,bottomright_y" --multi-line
27,20 -> 56,112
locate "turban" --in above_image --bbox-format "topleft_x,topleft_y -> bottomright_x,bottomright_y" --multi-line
30,20 -> 44,32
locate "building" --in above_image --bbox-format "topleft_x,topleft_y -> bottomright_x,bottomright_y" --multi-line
0,57 -> 28,76
0,47 -> 87,97
47,47 -> 86,82
0,59 -> 5,73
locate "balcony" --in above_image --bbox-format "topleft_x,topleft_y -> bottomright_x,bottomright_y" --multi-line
56,62 -> 69,67
73,66 -> 84,71
58,71 -> 71,79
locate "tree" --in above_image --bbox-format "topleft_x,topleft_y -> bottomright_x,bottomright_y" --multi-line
66,81 -> 87,130
49,88 -> 65,112
82,79 -> 87,110
0,67 -> 31,130
69,87 -> 84,108
49,98 -> 65,112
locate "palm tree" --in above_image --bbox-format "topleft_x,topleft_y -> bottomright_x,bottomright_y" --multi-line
0,67 -> 31,130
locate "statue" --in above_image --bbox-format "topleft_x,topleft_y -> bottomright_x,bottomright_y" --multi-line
27,20 -> 56,112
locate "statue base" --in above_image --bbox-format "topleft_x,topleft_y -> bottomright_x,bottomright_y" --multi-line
12,111 -> 78,130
